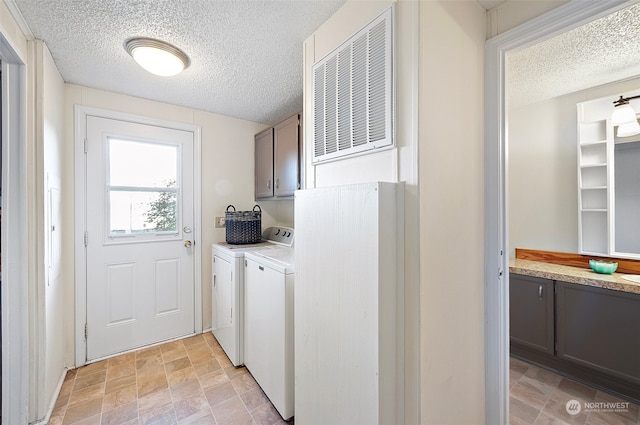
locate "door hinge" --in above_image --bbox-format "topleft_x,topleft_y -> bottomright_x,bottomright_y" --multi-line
84,231 -> 88,247
84,138 -> 88,153
84,323 -> 88,339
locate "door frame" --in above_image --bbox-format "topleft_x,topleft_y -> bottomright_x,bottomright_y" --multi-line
484,0 -> 635,423
74,106 -> 202,366
0,32 -> 28,425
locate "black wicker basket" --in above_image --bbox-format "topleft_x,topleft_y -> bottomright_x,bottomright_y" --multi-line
225,205 -> 262,244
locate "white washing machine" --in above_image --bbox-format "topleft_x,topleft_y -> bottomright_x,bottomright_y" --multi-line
244,246 -> 295,420
211,227 -> 293,366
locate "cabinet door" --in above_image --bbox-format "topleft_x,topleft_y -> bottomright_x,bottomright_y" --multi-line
556,281 -> 640,384
212,255 -> 233,332
510,274 -> 554,354
255,128 -> 274,199
274,114 -> 299,197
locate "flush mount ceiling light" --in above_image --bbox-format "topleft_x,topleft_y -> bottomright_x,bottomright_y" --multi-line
124,37 -> 190,77
612,95 -> 640,137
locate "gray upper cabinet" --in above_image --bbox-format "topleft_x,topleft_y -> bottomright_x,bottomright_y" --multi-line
255,127 -> 274,199
510,274 -> 555,355
274,114 -> 300,197
255,113 -> 300,200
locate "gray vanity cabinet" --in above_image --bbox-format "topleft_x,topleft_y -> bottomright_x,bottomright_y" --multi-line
510,275 -> 555,354
556,281 -> 640,384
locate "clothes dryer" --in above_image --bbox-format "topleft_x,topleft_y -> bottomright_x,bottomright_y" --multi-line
211,227 -> 293,366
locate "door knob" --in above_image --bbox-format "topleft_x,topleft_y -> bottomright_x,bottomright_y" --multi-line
184,240 -> 192,248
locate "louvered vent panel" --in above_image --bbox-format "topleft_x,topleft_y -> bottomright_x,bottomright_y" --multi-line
368,20 -> 386,142
325,56 -> 338,154
314,64 -> 326,158
312,6 -> 393,163
352,34 -> 368,147
337,46 -> 352,151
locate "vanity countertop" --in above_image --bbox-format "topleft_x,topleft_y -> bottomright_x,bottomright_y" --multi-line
509,258 -> 640,295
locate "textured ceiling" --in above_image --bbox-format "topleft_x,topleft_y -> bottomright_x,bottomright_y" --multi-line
507,3 -> 640,109
13,0 -> 346,124
476,0 -> 506,11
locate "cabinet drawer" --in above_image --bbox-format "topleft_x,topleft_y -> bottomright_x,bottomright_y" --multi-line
510,274 -> 554,355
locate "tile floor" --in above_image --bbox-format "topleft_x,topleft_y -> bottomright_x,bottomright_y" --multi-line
510,356 -> 640,425
49,332 -> 289,425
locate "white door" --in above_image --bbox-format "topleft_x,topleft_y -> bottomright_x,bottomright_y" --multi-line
85,116 -> 195,361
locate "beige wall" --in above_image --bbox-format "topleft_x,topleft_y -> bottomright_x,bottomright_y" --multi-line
0,0 -> 27,61
486,0 -> 570,38
303,0 -> 421,422
62,85 -> 279,345
419,1 -> 486,423
509,77 -> 640,258
40,41 -> 67,419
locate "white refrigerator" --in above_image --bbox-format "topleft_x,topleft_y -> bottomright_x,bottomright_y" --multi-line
294,182 -> 404,425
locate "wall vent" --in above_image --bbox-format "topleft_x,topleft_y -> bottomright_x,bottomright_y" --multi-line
312,6 -> 394,163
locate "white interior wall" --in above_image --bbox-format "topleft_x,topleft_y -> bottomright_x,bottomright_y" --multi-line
63,84 -> 273,343
508,76 -> 640,258
419,2 -> 486,423
40,41 -> 66,420
486,0 -> 570,38
302,0 -> 420,422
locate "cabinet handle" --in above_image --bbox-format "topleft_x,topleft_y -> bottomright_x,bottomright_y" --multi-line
276,178 -> 280,189
213,275 -> 216,288
267,180 -> 271,189
538,284 -> 543,300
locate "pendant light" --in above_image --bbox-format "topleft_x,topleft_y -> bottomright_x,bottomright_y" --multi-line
612,95 -> 640,137
125,37 -> 190,77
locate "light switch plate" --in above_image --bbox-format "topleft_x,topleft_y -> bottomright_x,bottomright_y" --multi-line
215,217 -> 226,228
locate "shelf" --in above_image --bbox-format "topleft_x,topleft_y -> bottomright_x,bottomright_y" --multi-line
579,140 -> 607,146
581,210 -> 608,254
580,186 -> 607,190
581,209 -> 607,213
579,121 -> 607,144
579,163 -> 606,169
580,142 -> 607,166
580,166 -> 607,188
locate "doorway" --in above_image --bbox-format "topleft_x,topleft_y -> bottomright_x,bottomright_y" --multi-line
75,107 -> 203,365
484,0 -> 635,423
0,36 -> 28,425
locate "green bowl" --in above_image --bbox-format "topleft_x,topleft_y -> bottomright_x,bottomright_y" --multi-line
589,259 -> 618,274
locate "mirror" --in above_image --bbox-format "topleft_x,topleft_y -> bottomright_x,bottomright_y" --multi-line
578,92 -> 640,260
614,139 -> 640,255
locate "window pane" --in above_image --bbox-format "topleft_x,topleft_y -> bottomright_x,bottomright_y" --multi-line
109,138 -> 177,188
109,191 -> 177,235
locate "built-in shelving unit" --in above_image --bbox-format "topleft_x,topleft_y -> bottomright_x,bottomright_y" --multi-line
577,109 -> 610,256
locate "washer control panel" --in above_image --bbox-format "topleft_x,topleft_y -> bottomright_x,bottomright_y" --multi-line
263,227 -> 294,247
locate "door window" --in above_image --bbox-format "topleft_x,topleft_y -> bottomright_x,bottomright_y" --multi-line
107,138 -> 180,238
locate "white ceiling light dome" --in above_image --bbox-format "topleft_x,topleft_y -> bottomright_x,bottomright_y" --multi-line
125,37 -> 190,77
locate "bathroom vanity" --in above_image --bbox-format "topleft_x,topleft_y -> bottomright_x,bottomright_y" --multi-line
510,258 -> 640,403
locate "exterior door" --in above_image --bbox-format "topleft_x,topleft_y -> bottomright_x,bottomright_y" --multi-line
85,116 -> 195,361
